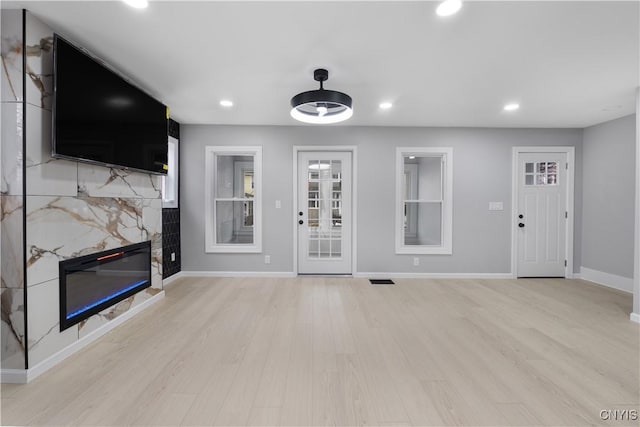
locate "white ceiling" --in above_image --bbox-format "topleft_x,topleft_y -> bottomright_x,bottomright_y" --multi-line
3,1 -> 639,127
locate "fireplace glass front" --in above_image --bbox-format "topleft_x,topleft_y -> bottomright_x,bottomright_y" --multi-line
59,241 -> 151,331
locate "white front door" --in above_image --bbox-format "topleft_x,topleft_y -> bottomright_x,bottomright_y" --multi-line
297,151 -> 352,274
516,152 -> 567,277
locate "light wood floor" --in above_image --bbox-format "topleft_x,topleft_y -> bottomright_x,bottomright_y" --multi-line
1,277 -> 638,426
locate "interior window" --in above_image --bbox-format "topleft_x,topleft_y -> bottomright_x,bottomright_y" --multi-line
161,136 -> 179,208
205,146 -> 262,253
396,148 -> 453,254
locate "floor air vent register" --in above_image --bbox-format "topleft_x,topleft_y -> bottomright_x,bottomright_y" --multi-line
369,279 -> 395,285
59,241 -> 151,331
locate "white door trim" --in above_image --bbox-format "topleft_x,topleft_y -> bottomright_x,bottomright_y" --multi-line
511,146 -> 575,278
293,146 -> 358,276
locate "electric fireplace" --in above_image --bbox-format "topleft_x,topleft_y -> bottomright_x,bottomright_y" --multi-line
59,241 -> 151,331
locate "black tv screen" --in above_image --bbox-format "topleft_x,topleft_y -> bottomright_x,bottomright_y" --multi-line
53,34 -> 168,175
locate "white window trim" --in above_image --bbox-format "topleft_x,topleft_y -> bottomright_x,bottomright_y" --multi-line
395,147 -> 453,255
161,136 -> 178,208
205,146 -> 262,253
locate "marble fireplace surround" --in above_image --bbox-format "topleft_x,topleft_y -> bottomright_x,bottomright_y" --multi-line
1,10 -> 166,383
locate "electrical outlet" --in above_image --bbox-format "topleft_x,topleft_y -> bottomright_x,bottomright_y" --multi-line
264,255 -> 271,264
413,257 -> 420,266
489,202 -> 504,211
275,200 -> 281,209
171,252 -> 176,262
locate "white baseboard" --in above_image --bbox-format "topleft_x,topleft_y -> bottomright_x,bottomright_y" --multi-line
354,272 -> 513,279
577,267 -> 633,293
162,271 -> 184,288
181,270 -> 296,278
630,313 -> 640,324
1,291 -> 165,384
179,271 -> 512,280
0,369 -> 28,384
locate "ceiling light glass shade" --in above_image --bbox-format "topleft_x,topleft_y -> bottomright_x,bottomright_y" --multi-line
123,0 -> 149,9
290,69 -> 353,124
436,0 -> 462,17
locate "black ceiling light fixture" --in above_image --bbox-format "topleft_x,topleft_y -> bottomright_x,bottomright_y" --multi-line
290,68 -> 353,124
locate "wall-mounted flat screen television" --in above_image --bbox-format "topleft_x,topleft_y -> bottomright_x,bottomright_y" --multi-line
53,34 -> 168,175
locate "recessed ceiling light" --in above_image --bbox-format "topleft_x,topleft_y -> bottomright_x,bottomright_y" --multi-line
503,103 -> 520,112
122,0 -> 148,9
379,102 -> 393,110
409,156 -> 416,160
436,0 -> 462,17
220,100 -> 234,107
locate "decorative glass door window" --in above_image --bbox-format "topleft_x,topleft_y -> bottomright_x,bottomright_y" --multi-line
205,146 -> 262,253
396,147 -> 453,254
524,162 -> 558,186
307,160 -> 342,258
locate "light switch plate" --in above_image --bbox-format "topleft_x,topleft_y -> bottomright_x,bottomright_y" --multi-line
275,200 -> 281,209
489,202 -> 504,211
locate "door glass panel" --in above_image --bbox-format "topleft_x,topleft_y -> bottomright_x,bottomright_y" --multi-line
331,240 -> 341,257
307,159 -> 343,259
332,208 -> 341,225
319,239 -> 330,257
308,208 -> 319,227
331,161 -> 342,179
525,161 -> 559,186
308,239 -> 319,258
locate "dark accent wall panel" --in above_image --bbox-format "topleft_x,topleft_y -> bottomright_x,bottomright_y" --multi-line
162,207 -> 181,278
169,118 -> 180,140
163,119 -> 181,279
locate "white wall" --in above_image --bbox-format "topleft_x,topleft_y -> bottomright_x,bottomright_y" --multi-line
581,115 -> 636,280
181,125 -> 583,274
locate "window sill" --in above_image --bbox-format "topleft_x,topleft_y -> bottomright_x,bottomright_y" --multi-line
205,245 -> 262,254
162,199 -> 178,209
396,246 -> 452,255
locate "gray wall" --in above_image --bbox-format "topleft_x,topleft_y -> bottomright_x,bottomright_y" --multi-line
582,115 -> 636,279
635,92 -> 639,316
181,125 -> 583,274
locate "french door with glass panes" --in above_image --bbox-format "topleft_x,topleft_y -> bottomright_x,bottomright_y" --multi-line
297,151 -> 352,274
